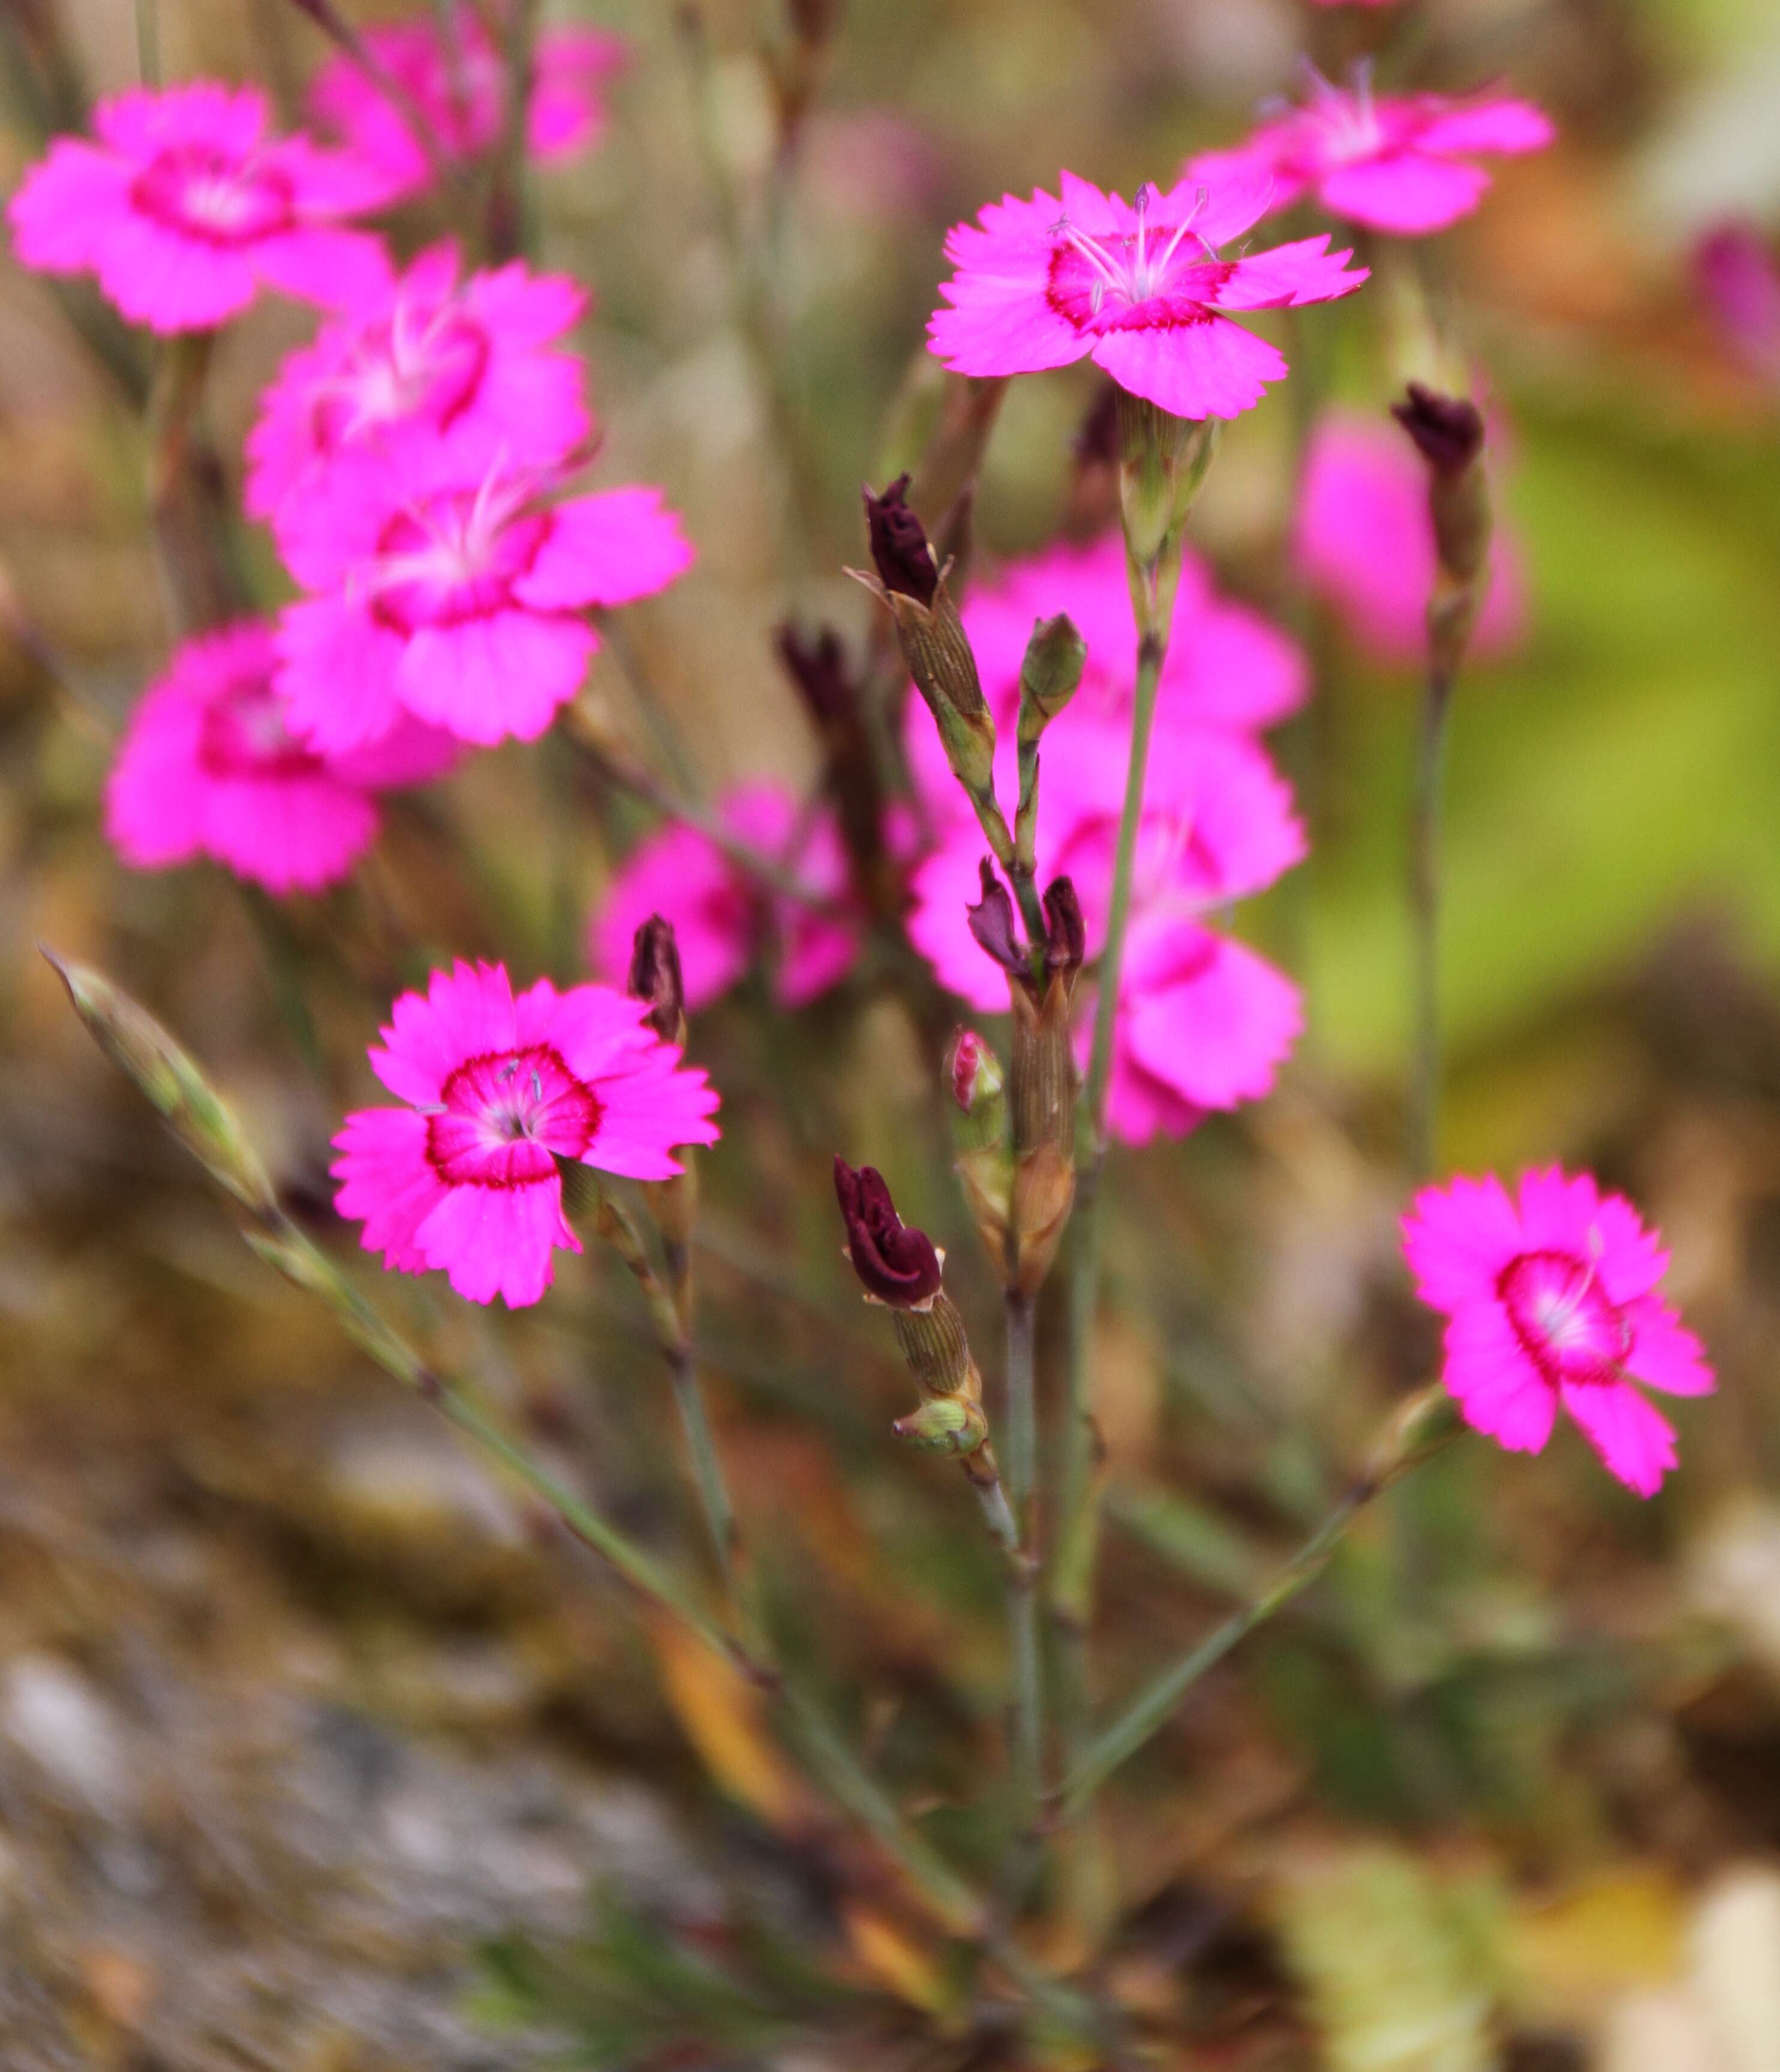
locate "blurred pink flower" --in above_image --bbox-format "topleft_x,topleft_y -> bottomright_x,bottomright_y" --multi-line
1402,1169 -> 1715,1497
928,171 -> 1366,418
591,782 -> 870,1013
1188,71 -> 1553,236
307,5 -> 626,203
907,716 -> 1304,1143
274,446 -> 693,754
947,531 -> 1306,758
104,620 -> 456,894
1692,220 -> 1780,384
246,241 -> 590,529
333,960 -> 719,1308
1294,410 -> 1527,662
7,82 -> 393,332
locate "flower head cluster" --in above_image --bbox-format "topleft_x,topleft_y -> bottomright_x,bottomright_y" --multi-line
1187,70 -> 1553,238
1294,410 -> 1527,662
592,782 -> 881,1014
104,621 -> 458,894
245,241 -> 590,531
903,538 -> 1307,1143
334,960 -> 719,1308
272,443 -> 691,755
928,171 -> 1366,418
308,5 -> 626,203
1403,1169 -> 1714,1496
7,82 -> 393,331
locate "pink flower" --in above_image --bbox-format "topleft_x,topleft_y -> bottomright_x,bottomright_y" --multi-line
1294,411 -> 1527,662
1402,1169 -> 1715,1497
591,782 -> 867,1013
274,445 -> 693,754
7,82 -> 393,333
927,171 -> 1366,419
1692,221 -> 1780,385
907,717 -> 1305,1143
104,620 -> 457,894
246,241 -> 590,529
307,5 -> 626,204
1187,71 -> 1553,238
333,960 -> 719,1308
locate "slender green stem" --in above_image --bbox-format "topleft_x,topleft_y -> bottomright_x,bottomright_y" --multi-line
1409,664 -> 1454,1179
1050,625 -> 1169,1785
666,1346 -> 738,1597
1004,1288 -> 1037,1524
1060,1397 -> 1461,1815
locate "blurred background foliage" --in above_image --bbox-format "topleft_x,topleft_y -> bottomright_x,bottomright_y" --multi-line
5,0 -> 1780,2065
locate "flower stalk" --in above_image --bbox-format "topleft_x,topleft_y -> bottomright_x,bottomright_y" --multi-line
1393,381 -> 1492,1178
1054,401 -> 1219,1781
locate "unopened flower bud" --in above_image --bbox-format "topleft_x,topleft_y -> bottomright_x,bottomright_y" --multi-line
862,473 -> 937,606
1391,382 -> 1484,477
1043,876 -> 1085,981
627,914 -> 686,1047
1392,381 -> 1492,676
834,1157 -> 942,1310
948,1028 -> 1015,1281
893,1394 -> 990,1458
1016,614 -> 1086,743
850,478 -> 998,813
45,948 -> 275,1217
948,1028 -> 1006,1146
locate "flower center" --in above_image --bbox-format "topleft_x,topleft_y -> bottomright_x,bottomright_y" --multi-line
363,469 -> 552,633
1297,62 -> 1385,167
425,1043 -> 600,1188
133,146 -> 294,246
312,299 -> 491,451
198,669 -> 323,779
1498,1248 -> 1632,1388
1045,184 -> 1231,335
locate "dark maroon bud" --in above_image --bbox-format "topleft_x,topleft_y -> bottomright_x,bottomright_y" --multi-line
627,915 -> 684,1044
966,860 -> 1025,977
1391,383 -> 1485,477
1074,379 -> 1121,467
862,473 -> 939,607
1043,876 -> 1086,978
834,1157 -> 942,1308
775,621 -> 855,727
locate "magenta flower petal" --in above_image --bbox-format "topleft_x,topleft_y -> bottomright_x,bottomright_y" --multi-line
928,169 -> 1364,414
332,1106 -> 448,1272
9,80 -> 397,334
1090,315 -> 1289,421
275,599 -> 411,759
1441,1306 -> 1559,1454
1117,929 -> 1303,1118
1559,1381 -> 1678,1499
103,618 -> 438,894
1412,98 -> 1556,158
1316,154 -> 1493,238
1401,1167 -> 1713,1496
307,6 -> 626,203
514,488 -> 696,611
1620,1298 -> 1715,1397
1186,79 -> 1552,239
338,960 -> 718,1308
399,611 -> 596,744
